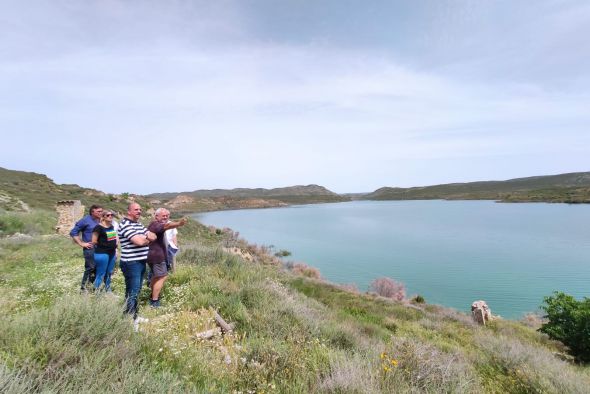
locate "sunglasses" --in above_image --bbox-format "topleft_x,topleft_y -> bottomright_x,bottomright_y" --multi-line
104,214 -> 113,217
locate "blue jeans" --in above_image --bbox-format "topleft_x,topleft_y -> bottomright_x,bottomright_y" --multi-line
80,248 -> 95,290
93,253 -> 116,291
119,259 -> 146,318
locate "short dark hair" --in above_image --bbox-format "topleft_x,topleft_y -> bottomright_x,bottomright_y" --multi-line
89,204 -> 103,214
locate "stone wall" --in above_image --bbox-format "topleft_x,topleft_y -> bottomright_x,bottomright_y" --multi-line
55,200 -> 85,236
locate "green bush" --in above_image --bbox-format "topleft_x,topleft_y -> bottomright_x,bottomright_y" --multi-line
539,291 -> 590,362
413,295 -> 426,304
274,249 -> 292,257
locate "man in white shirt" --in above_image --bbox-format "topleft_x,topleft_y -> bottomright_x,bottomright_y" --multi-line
165,224 -> 179,273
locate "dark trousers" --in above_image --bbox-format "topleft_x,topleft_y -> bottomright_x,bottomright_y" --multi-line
80,248 -> 96,290
120,259 -> 146,319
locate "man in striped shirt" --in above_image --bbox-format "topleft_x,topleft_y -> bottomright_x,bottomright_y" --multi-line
118,202 -> 156,322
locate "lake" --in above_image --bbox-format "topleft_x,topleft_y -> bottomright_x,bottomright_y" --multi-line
194,200 -> 590,319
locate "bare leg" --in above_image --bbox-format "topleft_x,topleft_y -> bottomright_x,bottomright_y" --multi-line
150,275 -> 167,301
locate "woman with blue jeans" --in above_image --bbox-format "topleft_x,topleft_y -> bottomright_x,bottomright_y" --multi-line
91,210 -> 118,291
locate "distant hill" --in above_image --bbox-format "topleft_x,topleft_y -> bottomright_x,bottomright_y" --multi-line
0,167 -> 348,214
363,172 -> 590,203
3,165 -> 590,214
147,185 -> 349,212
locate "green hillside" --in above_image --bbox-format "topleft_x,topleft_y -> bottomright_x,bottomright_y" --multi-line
148,184 -> 350,205
0,167 -> 150,213
364,172 -> 590,203
1,214 -> 589,392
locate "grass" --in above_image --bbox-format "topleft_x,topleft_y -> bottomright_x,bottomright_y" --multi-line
0,210 -> 57,237
1,217 -> 589,393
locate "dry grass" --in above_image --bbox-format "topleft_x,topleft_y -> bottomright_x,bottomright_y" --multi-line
290,262 -> 322,279
476,334 -> 590,393
387,336 -> 480,393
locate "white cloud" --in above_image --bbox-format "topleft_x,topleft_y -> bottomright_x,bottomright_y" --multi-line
1,1 -> 589,193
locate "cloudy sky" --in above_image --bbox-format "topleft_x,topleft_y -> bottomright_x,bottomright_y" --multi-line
1,0 -> 589,194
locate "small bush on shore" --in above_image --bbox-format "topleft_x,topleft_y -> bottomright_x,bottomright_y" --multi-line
412,294 -> 426,304
274,249 -> 292,257
540,291 -> 590,362
370,277 -> 406,301
291,262 -> 322,279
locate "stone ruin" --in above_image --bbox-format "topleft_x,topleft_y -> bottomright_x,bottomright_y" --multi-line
471,300 -> 492,325
55,200 -> 85,236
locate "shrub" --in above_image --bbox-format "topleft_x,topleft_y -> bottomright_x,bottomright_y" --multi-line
338,283 -> 360,294
370,277 -> 406,301
412,295 -> 426,304
291,263 -> 321,279
539,291 -> 590,362
520,313 -> 545,329
274,249 -> 292,257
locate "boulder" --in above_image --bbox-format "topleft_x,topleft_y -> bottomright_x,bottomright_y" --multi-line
471,300 -> 492,325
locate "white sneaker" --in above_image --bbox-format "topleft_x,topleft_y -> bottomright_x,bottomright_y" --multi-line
133,316 -> 149,332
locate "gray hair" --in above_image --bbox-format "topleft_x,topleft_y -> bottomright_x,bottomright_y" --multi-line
155,208 -> 170,216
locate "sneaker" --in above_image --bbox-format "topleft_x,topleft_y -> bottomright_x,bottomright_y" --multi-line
134,316 -> 149,324
149,299 -> 161,308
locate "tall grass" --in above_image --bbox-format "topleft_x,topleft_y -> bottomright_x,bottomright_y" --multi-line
0,296 -> 184,393
0,210 -> 56,237
475,334 -> 590,393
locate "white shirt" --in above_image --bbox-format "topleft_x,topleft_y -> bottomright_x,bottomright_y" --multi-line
165,225 -> 178,250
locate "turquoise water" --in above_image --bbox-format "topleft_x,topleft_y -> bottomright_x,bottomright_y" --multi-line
194,200 -> 590,318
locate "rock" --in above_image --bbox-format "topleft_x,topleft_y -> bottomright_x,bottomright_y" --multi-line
471,300 -> 492,325
5,232 -> 34,243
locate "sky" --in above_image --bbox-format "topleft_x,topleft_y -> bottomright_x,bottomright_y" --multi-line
1,0 -> 589,194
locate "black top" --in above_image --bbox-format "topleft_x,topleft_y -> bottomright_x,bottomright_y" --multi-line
93,224 -> 117,255
147,221 -> 166,264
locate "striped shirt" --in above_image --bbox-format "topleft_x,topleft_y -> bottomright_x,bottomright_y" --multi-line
118,217 -> 149,262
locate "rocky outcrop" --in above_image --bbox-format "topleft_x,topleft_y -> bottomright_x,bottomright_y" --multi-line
471,300 -> 492,325
165,195 -> 195,210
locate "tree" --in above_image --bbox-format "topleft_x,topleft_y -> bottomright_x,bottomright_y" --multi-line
370,277 -> 406,301
539,291 -> 590,362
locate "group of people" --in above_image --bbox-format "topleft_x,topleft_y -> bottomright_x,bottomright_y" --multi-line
70,202 -> 187,322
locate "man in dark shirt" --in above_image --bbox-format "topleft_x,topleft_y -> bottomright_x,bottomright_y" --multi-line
147,208 -> 187,307
70,204 -> 103,292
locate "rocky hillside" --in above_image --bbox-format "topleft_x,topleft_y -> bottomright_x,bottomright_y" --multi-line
0,167 -> 151,213
364,172 -> 590,203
